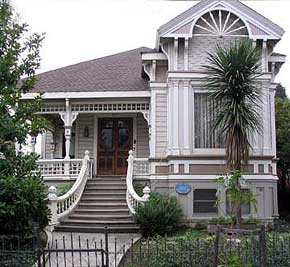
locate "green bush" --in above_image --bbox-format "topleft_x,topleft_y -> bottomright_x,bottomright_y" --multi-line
0,154 -> 49,238
134,193 -> 183,236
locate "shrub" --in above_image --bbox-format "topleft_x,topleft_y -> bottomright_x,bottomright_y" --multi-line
194,221 -> 207,231
57,182 -> 73,196
0,155 -> 49,238
134,193 -> 183,236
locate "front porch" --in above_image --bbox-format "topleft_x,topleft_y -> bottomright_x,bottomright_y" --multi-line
35,98 -> 151,181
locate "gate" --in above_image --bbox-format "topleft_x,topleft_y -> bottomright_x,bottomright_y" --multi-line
37,229 -> 110,267
0,227 -> 109,267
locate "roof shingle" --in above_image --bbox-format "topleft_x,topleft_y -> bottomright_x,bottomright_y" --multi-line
31,47 -> 153,93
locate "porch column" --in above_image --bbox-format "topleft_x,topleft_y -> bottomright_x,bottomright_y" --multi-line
31,135 -> 37,153
59,98 -> 79,160
64,127 -> 71,160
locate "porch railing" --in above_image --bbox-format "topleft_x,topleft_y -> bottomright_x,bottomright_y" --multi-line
47,151 -> 91,226
126,150 -> 151,215
37,158 -> 93,179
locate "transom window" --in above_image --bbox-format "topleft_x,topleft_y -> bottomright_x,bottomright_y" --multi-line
193,10 -> 248,37
193,189 -> 218,214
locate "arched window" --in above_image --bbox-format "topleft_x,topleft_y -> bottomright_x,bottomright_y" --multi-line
193,10 -> 248,37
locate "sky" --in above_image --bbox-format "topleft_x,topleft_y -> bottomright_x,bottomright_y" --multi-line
11,0 -> 290,94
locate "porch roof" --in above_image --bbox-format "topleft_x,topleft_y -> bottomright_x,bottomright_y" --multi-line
30,47 -> 154,93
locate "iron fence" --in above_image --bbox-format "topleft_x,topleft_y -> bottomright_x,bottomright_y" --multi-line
0,227 -> 109,267
120,226 -> 290,267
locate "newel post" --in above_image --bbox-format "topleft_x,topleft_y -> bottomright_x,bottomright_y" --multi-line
142,186 -> 151,200
48,186 -> 58,226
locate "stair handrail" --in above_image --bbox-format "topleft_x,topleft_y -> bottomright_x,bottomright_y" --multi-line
47,150 -> 91,226
126,150 -> 150,215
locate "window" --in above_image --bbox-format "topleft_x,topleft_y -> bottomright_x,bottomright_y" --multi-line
193,189 -> 217,214
226,190 -> 251,215
194,93 -> 225,148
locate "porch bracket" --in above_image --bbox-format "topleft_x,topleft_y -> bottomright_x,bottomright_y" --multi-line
141,111 -> 150,125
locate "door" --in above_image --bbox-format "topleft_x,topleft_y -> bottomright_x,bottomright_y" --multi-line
98,118 -> 133,175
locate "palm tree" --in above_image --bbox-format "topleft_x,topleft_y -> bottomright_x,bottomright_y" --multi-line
204,40 -> 262,228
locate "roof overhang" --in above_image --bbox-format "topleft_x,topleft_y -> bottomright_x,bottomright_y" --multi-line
22,91 -> 151,100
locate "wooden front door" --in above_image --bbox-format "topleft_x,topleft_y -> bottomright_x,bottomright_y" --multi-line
98,118 -> 133,175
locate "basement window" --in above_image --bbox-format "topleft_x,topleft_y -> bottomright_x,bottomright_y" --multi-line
193,189 -> 217,214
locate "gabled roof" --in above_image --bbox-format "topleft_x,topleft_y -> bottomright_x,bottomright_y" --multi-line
157,0 -> 285,43
31,47 -> 153,93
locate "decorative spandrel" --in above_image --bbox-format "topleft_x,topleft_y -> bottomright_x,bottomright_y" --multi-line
193,10 -> 248,37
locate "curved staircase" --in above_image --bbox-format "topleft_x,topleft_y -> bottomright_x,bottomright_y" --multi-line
55,176 -> 140,233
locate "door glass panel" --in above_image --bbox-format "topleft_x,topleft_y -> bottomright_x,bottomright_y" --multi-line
118,120 -> 130,148
100,128 -> 113,149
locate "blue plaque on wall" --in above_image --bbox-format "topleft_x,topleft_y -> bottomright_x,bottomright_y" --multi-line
175,184 -> 191,195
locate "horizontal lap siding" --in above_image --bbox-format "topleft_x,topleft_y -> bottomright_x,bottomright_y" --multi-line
136,113 -> 150,158
44,131 -> 53,159
76,114 -> 94,158
155,93 -> 168,157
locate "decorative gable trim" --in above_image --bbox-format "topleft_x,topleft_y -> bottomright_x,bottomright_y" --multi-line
158,0 -> 284,43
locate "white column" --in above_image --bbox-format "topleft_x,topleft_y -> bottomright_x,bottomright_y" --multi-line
184,38 -> 189,71
60,98 -> 79,160
151,60 -> 156,81
150,90 -> 156,157
273,183 -> 279,218
174,38 -> 178,71
172,81 -> 179,155
64,98 -> 71,160
183,80 -> 190,155
31,135 -> 36,153
262,40 -> 267,72
168,82 -> 173,154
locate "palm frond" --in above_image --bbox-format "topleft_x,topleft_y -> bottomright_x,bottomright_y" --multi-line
203,39 -> 262,170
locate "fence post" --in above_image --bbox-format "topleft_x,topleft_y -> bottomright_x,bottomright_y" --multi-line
213,226 -> 220,267
259,225 -> 267,267
104,226 -> 109,267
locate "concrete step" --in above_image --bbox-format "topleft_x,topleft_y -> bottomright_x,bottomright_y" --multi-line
82,192 -> 126,197
80,198 -> 127,203
68,214 -> 132,220
85,184 -> 127,189
74,208 -> 130,214
54,225 -> 139,233
78,202 -> 128,209
87,180 -> 126,185
60,219 -> 135,226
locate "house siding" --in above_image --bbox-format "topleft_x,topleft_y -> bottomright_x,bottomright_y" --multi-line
76,114 -> 95,158
188,35 -> 244,70
155,93 -> 168,157
136,113 -> 150,158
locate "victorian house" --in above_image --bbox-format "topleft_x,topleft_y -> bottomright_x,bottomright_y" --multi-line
23,0 -> 285,232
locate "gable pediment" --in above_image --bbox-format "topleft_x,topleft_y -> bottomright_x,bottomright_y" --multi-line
158,0 -> 284,41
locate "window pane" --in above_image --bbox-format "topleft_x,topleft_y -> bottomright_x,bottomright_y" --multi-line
193,189 -> 217,214
194,93 -> 225,148
194,202 -> 217,213
194,189 -> 217,201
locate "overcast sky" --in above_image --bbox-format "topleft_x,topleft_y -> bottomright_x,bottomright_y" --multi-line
11,0 -> 290,94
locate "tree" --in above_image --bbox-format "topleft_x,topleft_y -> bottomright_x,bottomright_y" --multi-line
275,96 -> 290,217
0,0 -> 49,238
275,83 -> 288,99
203,40 -> 262,228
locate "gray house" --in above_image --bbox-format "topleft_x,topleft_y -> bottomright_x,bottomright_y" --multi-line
23,0 -> 285,232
